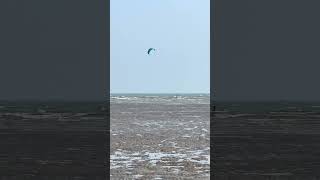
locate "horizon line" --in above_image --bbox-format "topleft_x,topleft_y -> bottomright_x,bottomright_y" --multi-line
110,92 -> 210,94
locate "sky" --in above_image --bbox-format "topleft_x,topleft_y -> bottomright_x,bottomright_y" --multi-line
214,0 -> 320,101
0,0 -> 106,101
111,0 -> 210,94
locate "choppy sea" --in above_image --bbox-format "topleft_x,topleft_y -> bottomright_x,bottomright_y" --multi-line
110,94 -> 210,105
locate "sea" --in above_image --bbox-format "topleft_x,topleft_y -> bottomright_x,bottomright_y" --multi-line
212,101 -> 320,179
4,96 -> 320,179
110,94 -> 210,179
110,93 -> 210,104
0,101 -> 107,179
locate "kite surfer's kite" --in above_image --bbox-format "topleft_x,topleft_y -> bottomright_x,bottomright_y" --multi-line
147,48 -> 156,55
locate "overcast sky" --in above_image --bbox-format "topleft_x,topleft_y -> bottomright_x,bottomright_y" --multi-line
214,0 -> 320,101
111,0 -> 210,94
0,0 -> 107,101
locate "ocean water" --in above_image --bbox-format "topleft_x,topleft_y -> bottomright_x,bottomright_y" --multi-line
214,101 -> 320,113
110,94 -> 210,179
213,102 -> 320,179
110,93 -> 210,105
0,102 -> 107,178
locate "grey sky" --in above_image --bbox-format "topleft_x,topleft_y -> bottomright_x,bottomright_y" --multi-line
0,0 -> 107,101
111,0 -> 210,94
214,0 -> 320,101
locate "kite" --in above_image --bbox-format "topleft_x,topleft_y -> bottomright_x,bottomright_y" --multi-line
147,48 -> 156,55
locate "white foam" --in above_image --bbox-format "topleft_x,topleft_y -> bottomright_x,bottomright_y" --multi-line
133,174 -> 144,179
201,128 -> 208,132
